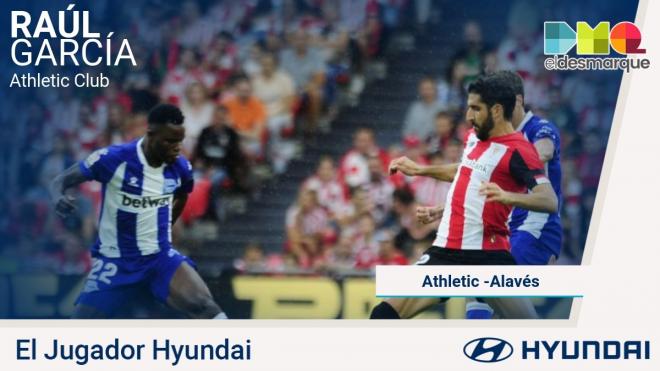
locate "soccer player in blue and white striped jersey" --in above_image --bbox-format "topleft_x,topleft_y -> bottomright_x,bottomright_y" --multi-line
50,104 -> 227,319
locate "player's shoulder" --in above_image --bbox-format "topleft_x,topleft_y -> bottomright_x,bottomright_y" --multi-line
527,114 -> 560,133
507,133 -> 543,165
173,154 -> 193,170
84,141 -> 135,167
170,155 -> 194,175
498,132 -> 537,153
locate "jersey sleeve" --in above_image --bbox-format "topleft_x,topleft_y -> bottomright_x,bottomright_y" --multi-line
175,157 -> 195,194
531,121 -> 560,148
79,147 -> 121,183
509,146 -> 550,190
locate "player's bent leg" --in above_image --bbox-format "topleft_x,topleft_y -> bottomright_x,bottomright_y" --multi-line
166,262 -> 224,319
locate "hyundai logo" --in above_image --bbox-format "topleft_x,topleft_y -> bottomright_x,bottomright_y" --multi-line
464,337 -> 513,363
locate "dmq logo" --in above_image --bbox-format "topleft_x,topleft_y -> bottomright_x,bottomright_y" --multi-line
544,21 -> 645,55
463,337 -> 513,363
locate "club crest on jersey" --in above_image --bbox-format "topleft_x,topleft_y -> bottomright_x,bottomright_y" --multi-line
163,178 -> 180,193
128,176 -> 139,186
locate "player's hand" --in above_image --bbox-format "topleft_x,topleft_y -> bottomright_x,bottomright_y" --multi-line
389,156 -> 421,176
416,206 -> 443,224
479,182 -> 512,204
54,195 -> 77,218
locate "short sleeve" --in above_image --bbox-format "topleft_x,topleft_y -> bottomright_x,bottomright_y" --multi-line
509,148 -> 550,190
176,157 -> 195,194
531,121 -> 560,148
79,147 -> 121,183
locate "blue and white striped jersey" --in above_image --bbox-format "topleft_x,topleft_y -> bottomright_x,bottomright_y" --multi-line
508,111 -> 563,256
79,138 -> 194,258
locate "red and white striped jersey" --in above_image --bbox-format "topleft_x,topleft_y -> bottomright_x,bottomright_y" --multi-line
302,175 -> 346,216
433,131 -> 549,251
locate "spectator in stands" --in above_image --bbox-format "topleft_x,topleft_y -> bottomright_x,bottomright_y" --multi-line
234,241 -> 267,273
410,152 -> 451,208
437,60 -> 468,113
91,84 -> 133,133
208,31 -> 239,91
442,139 -> 464,164
339,127 -> 388,188
451,21 -> 490,83
391,187 -> 438,255
177,0 -> 216,49
160,48 -> 202,104
392,135 -> 429,188
496,0 -> 543,78
102,103 -> 130,146
223,76 -> 268,161
302,156 -> 345,217
181,82 -> 215,155
426,111 -> 457,154
322,234 -> 356,273
122,45 -> 160,113
252,52 -> 297,174
363,154 -> 394,227
280,29 -> 326,137
47,87 -> 82,140
402,77 -> 443,142
194,104 -> 250,193
336,186 -> 374,238
353,213 -> 380,270
285,188 -> 330,268
374,230 -> 408,266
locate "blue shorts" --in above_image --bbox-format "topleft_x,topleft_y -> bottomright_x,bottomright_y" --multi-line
510,230 -> 560,265
76,248 -> 195,316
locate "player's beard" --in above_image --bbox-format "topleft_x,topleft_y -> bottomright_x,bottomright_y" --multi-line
475,111 -> 495,141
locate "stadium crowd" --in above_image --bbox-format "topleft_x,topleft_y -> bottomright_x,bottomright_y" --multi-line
0,0 -> 422,274
0,0 -> 614,277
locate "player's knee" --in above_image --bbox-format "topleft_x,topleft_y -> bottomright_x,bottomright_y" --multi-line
370,301 -> 401,319
181,292 -> 221,319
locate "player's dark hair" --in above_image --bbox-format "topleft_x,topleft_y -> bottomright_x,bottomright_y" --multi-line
468,74 -> 516,120
494,70 -> 525,98
147,104 -> 184,126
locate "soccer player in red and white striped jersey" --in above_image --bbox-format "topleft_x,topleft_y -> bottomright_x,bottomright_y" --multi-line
370,73 -> 558,320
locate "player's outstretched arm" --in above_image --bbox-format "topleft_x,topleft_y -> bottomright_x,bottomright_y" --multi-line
479,182 -> 558,213
49,164 -> 89,217
389,156 -> 459,182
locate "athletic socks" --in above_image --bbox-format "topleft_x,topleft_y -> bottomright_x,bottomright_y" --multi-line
465,301 -> 494,319
213,312 -> 228,319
